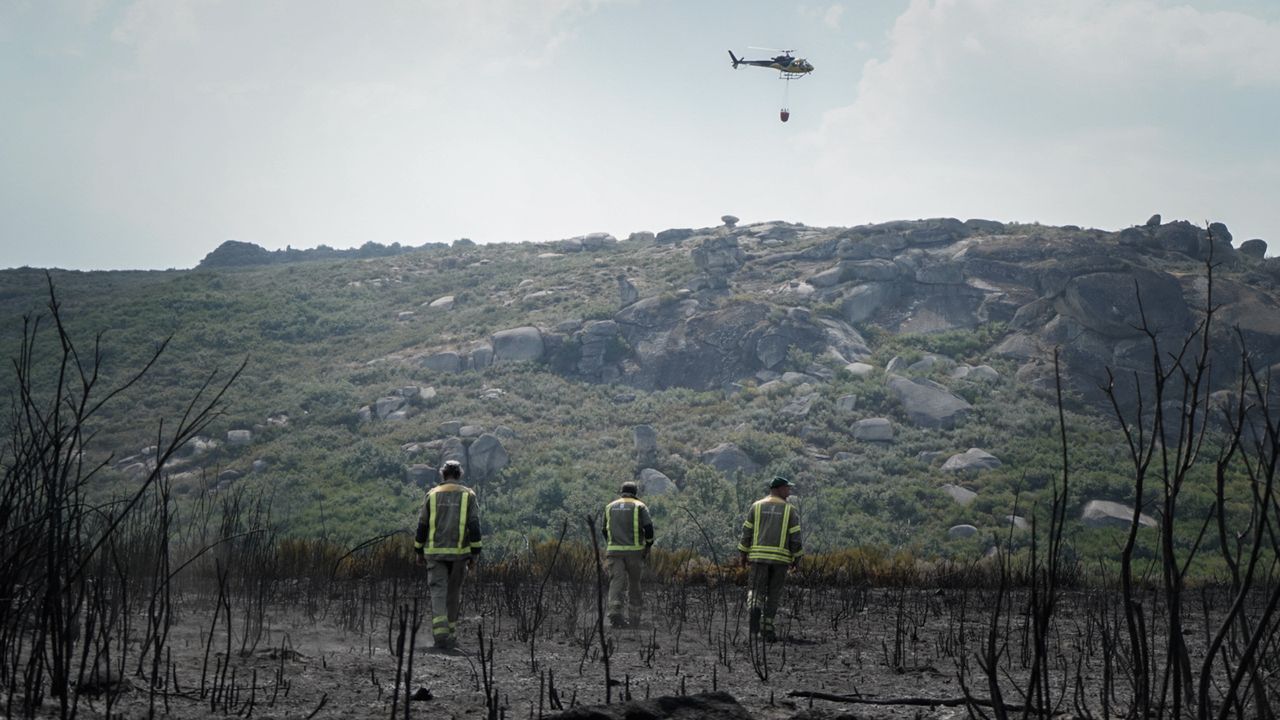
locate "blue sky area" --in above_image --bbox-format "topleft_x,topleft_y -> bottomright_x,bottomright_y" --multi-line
2,0 -> 1277,270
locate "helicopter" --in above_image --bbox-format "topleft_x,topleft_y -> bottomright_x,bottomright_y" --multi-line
727,48 -> 814,79
728,47 -> 813,122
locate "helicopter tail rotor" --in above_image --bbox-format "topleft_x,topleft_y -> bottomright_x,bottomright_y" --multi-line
728,50 -> 740,69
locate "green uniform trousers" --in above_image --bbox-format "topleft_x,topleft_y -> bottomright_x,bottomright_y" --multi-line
426,558 -> 469,642
607,555 -> 644,624
747,562 -> 788,630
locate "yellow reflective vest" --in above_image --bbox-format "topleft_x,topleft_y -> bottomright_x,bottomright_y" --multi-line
737,495 -> 802,565
604,496 -> 654,557
414,483 -> 483,559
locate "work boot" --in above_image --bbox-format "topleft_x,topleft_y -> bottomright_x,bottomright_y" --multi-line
609,614 -> 628,629
763,627 -> 778,642
434,635 -> 455,651
748,608 -> 761,635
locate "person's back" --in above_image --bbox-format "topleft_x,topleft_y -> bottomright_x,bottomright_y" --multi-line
414,460 -> 482,649
603,481 -> 653,628
419,481 -> 479,559
738,476 -> 802,641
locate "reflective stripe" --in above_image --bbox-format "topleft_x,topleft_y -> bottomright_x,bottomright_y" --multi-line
458,492 -> 469,549
606,499 -> 646,552
432,615 -> 449,628
413,540 -> 424,550
744,498 -> 795,563
427,492 -> 439,551
425,547 -> 472,556
778,505 -> 791,551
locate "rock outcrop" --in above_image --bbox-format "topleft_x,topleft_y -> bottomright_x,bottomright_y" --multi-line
700,443 -> 759,478
886,376 -> 971,428
941,448 -> 1002,474
467,433 -> 509,481
1081,499 -> 1158,528
492,327 -> 545,364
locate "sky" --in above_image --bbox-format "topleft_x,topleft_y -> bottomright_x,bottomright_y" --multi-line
1,0 -> 1278,271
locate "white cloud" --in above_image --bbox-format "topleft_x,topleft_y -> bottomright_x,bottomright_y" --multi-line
801,3 -> 846,30
803,0 -> 1280,236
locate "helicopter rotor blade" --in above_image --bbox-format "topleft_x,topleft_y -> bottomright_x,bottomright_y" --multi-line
748,46 -> 794,53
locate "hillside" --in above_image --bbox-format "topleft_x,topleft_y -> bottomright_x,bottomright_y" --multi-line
3,215 -> 1277,565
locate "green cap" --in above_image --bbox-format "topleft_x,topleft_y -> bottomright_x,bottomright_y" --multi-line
769,476 -> 795,489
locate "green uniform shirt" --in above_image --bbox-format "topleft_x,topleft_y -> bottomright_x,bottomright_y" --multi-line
737,495 -> 802,565
414,483 -> 483,559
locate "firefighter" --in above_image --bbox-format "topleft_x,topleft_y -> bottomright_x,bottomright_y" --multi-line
414,460 -> 482,650
738,476 -> 803,642
603,480 -> 654,628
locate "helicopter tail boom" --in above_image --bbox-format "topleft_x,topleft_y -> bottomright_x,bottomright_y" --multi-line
728,50 -> 740,69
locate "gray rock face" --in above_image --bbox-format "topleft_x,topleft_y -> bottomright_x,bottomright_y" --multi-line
459,425 -> 484,438
375,396 -> 406,419
426,295 -> 455,311
993,332 -> 1043,360
809,265 -> 845,288
422,352 -> 463,373
817,317 -> 872,362
941,484 -> 977,506
627,231 -> 656,243
755,333 -> 790,369
700,442 -> 759,477
1005,515 -> 1030,530
1055,268 -> 1190,339
357,406 -> 372,423
469,344 -> 493,370
1081,499 -> 1158,528
633,425 -> 658,462
780,371 -> 816,385
963,365 -> 1001,384
252,459 -> 269,473
948,524 -> 979,539
916,262 -> 965,285
576,320 -> 620,377
406,464 -> 435,487
655,228 -> 694,244
1240,238 -> 1267,259
226,429 -> 252,446
941,448 -> 1002,474
886,375 -> 972,428
638,468 -> 675,495
853,417 -> 893,442
617,276 -> 639,307
907,353 -> 956,375
721,215 -> 739,228
581,232 -> 616,250
691,235 -> 746,283
836,394 -> 858,413
492,327 -> 545,364
439,437 -> 468,472
842,259 -> 900,283
844,362 -> 875,377
780,393 -> 817,417
467,434 -> 509,480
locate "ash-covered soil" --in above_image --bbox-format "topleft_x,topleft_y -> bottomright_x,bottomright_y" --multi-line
49,578 -> 1121,720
